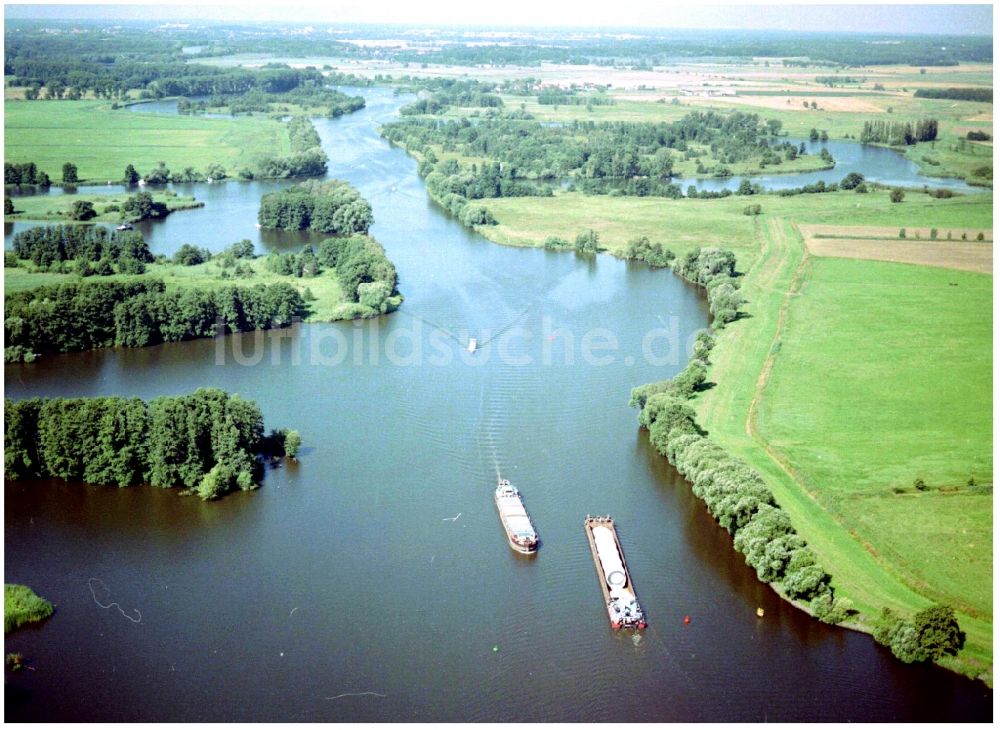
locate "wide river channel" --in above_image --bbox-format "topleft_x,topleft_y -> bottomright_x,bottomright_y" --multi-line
4,88 -> 992,721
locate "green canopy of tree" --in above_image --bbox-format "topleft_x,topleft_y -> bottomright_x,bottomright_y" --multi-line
258,179 -> 372,234
5,279 -> 303,362
4,389 -> 283,500
10,224 -> 153,270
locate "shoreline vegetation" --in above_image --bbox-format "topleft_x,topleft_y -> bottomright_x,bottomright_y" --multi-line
258,178 -> 373,234
630,246 -> 970,668
5,210 -> 401,363
4,584 -> 54,633
4,388 -> 297,500
5,189 -> 203,223
631,248 -> 852,622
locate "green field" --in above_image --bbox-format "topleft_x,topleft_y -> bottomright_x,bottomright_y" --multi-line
5,256 -> 349,323
759,258 -> 992,616
4,100 -> 291,183
480,189 -> 992,267
5,190 -> 203,223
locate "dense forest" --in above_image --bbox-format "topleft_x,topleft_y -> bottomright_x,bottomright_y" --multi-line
177,85 -> 365,117
398,78 -> 505,115
860,119 -> 939,146
4,279 -> 303,362
913,87 -> 992,103
536,87 -> 616,106
4,30 -> 334,102
322,235 -> 400,312
4,388 -> 291,500
384,111 -> 792,182
9,224 -> 154,273
4,161 -> 52,187
258,179 -> 373,233
260,236 -> 401,315
383,110 -> 816,203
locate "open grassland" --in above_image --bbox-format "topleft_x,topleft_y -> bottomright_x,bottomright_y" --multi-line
477,189 -> 993,681
758,257 -> 992,620
480,190 -> 992,266
694,220 -> 992,682
4,256 -> 347,322
800,224 -> 993,273
4,100 -> 291,183
5,191 -> 203,223
481,192 -> 761,265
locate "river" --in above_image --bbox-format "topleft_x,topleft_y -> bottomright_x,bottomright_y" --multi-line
3,88 -> 992,721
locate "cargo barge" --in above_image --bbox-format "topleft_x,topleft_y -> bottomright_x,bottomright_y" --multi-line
584,516 -> 646,629
494,479 -> 539,554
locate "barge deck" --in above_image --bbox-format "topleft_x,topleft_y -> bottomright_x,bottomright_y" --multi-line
495,479 -> 538,554
584,515 -> 646,629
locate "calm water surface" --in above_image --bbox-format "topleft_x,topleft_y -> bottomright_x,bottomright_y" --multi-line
4,89 -> 992,722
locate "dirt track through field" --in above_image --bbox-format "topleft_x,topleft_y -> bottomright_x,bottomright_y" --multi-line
799,224 -> 993,274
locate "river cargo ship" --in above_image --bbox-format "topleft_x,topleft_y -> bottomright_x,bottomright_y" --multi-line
494,479 -> 539,554
584,516 -> 646,629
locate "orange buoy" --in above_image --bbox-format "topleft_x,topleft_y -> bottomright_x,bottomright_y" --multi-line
683,615 -> 691,625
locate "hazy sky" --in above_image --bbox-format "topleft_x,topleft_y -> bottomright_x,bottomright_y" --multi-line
4,1 -> 994,34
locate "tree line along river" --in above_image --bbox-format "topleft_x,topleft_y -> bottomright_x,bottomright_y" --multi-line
3,88 -> 991,721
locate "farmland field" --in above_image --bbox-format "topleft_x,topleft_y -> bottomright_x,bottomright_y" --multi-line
800,224 -> 993,273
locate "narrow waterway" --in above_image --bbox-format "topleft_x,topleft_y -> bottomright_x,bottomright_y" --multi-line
4,88 -> 991,722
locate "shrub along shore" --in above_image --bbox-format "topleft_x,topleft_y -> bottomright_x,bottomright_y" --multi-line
629,245 -> 967,667
4,584 -> 54,633
631,248 -> 852,623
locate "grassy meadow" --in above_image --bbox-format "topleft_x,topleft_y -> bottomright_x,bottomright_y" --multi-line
757,258 -> 992,615
5,190 -> 203,223
4,100 -> 291,183
481,189 -> 992,266
696,219 -> 993,682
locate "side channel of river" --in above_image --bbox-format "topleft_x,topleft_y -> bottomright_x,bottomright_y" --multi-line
4,88 -> 991,721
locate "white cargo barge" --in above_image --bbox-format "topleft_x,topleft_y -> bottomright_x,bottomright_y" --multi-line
584,516 -> 646,629
494,479 -> 538,554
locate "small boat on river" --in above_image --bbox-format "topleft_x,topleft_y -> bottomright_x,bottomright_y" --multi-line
495,479 -> 538,554
584,515 -> 646,630
468,338 -> 477,352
